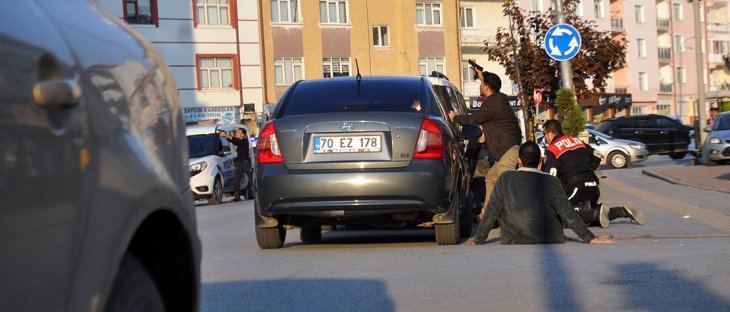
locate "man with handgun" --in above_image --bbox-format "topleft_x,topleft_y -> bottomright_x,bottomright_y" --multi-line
449,61 -> 522,222
219,128 -> 251,202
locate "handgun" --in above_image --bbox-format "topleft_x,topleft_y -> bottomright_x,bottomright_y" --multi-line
467,59 -> 483,80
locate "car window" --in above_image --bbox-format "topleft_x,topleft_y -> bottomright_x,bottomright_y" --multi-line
636,118 -> 656,128
453,88 -> 468,115
432,85 -> 454,112
656,117 -> 680,129
714,115 -> 730,131
188,134 -> 219,158
596,120 -> 616,132
281,79 -> 423,116
616,118 -> 637,128
427,84 -> 448,118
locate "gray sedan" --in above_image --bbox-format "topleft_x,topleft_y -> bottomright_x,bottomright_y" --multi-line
701,112 -> 730,165
587,130 -> 648,169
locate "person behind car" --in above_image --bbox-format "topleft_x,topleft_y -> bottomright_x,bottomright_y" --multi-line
219,128 -> 251,202
448,68 -> 521,223
466,141 -> 614,245
708,107 -> 720,126
542,119 -> 645,228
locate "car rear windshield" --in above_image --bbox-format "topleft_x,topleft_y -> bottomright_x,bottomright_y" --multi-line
280,79 -> 424,116
188,134 -> 219,158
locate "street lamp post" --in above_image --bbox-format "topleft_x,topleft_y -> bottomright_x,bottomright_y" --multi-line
678,37 -> 694,124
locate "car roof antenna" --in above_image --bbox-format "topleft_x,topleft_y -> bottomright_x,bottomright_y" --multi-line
355,59 -> 362,96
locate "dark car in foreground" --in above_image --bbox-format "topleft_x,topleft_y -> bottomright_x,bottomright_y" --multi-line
0,1 -> 200,311
596,114 -> 692,159
254,76 -> 481,248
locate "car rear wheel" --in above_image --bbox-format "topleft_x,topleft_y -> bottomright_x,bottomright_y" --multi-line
435,219 -> 460,245
256,224 -> 286,249
669,152 -> 687,160
300,226 -> 322,243
105,254 -> 165,312
207,178 -> 223,205
608,151 -> 629,169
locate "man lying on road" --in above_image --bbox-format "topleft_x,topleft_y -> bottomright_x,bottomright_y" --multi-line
467,141 -> 614,245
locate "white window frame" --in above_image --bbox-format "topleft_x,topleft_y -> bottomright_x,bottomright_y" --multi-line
638,72 -> 648,91
675,34 -> 684,53
657,104 -> 671,116
637,38 -> 646,57
634,5 -> 645,24
416,3 -> 442,26
199,57 -> 235,89
676,66 -> 686,84
594,0 -> 604,18
419,57 -> 445,76
712,40 -> 729,55
274,57 -> 303,85
632,106 -> 644,115
576,2 -> 584,17
373,26 -> 389,47
461,60 -> 476,83
323,57 -> 350,78
460,7 -> 475,28
673,3 -> 683,21
319,0 -> 348,24
196,0 -> 230,26
531,0 -> 543,12
271,0 -> 300,24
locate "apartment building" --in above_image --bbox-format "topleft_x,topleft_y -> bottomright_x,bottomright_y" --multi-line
98,0 -> 265,125
260,0 -> 462,103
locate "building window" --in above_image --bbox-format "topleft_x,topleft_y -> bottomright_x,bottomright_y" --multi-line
531,0 -> 543,12
675,35 -> 684,53
712,40 -> 729,55
594,0 -> 604,18
657,104 -> 671,116
632,106 -> 644,115
676,66 -> 686,84
124,0 -> 157,25
416,3 -> 441,26
638,72 -> 648,91
461,60 -> 475,83
373,26 -> 389,47
460,7 -> 474,28
319,0 -> 347,24
271,0 -> 299,23
195,0 -> 232,26
197,56 -> 237,90
323,58 -> 350,77
419,58 -> 444,76
634,5 -> 644,23
672,3 -> 683,21
637,39 -> 646,57
274,57 -> 303,85
576,2 -> 584,17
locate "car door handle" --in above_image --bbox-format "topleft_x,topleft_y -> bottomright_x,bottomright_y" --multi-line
32,79 -> 80,109
660,131 -> 668,134
634,131 -> 643,134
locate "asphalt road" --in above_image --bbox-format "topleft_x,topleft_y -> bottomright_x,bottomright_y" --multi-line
197,160 -> 730,312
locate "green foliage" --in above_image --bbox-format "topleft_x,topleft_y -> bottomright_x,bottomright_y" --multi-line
555,88 -> 585,137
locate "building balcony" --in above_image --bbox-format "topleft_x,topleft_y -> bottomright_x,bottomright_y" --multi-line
660,83 -> 673,93
610,18 -> 624,32
709,53 -> 728,64
658,47 -> 672,62
657,18 -> 670,31
460,32 -> 494,47
707,22 -> 729,33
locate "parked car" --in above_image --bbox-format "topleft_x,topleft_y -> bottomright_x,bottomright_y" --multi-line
587,130 -> 648,169
596,114 -> 692,159
187,124 -> 254,204
254,76 -> 481,248
701,111 -> 730,165
0,1 -> 200,311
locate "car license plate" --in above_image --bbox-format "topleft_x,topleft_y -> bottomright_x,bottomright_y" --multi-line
313,136 -> 381,153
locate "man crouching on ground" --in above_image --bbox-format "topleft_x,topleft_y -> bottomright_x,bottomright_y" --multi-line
467,141 -> 614,245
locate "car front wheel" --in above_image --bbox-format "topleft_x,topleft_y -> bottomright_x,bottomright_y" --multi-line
669,152 -> 687,160
608,151 -> 629,169
207,178 -> 223,205
105,254 -> 165,312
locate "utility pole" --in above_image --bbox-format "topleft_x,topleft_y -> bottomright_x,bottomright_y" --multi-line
692,0 -> 707,159
553,0 -> 574,90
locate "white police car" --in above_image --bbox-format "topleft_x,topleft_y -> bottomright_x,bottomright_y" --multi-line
187,124 -> 253,204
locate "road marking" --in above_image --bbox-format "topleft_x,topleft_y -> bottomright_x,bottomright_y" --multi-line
602,175 -> 730,233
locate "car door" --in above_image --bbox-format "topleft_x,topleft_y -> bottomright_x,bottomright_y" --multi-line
655,116 -> 689,152
0,2 -> 90,311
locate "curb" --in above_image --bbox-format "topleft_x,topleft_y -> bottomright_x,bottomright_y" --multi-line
642,169 -> 730,195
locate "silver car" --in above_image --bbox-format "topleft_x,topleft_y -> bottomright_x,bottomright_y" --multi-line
254,76 -> 481,248
587,129 -> 648,169
701,111 -> 730,165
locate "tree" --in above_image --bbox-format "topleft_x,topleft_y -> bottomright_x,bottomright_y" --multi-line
554,88 -> 585,136
483,0 -> 626,137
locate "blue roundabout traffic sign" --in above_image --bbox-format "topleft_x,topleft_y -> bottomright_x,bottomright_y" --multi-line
544,23 -> 582,61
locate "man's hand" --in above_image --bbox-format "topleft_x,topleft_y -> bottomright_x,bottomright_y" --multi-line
473,68 -> 484,82
448,111 -> 456,122
465,238 -> 482,246
589,236 -> 615,244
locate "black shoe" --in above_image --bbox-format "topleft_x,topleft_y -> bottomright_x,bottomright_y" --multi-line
232,197 -> 242,202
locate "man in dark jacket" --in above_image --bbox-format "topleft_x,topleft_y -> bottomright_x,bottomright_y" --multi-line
449,68 -> 521,221
542,119 -> 645,228
219,127 -> 251,202
467,141 -> 614,245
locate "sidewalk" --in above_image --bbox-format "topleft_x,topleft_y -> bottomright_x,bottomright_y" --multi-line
642,165 -> 730,194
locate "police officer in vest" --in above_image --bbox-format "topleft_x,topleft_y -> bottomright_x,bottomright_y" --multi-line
542,119 -> 645,228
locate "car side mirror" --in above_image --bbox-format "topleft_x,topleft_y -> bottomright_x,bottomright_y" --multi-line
459,123 -> 482,139
703,125 -> 711,132
589,135 -> 599,145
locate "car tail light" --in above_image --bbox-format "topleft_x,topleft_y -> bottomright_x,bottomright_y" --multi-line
413,118 -> 444,160
257,122 -> 283,164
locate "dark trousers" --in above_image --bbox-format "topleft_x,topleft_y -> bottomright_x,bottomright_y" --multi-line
233,159 -> 251,199
565,179 -> 627,226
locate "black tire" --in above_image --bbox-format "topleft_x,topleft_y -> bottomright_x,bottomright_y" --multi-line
105,254 -> 165,312
300,226 -> 322,243
435,220 -> 460,245
255,224 -> 286,249
459,192 -> 476,238
207,178 -> 223,205
669,152 -> 687,160
607,151 -> 629,169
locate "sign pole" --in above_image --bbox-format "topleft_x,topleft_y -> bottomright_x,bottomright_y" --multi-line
552,0 -> 574,90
